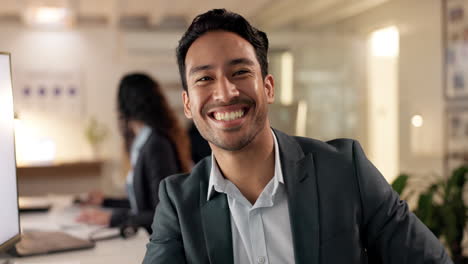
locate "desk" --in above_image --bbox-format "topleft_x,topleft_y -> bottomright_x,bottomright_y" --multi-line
8,196 -> 148,264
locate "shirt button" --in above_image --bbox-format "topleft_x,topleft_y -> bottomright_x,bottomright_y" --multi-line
257,256 -> 266,264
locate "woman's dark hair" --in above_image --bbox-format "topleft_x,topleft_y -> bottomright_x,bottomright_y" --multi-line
117,73 -> 191,172
176,9 -> 269,91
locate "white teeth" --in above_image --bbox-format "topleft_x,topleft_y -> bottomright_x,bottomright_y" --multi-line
214,110 -> 245,121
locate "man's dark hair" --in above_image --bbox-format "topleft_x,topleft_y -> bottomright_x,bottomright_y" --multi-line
176,9 -> 269,91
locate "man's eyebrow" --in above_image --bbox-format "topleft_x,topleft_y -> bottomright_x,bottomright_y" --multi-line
228,58 -> 255,66
189,65 -> 213,76
188,58 -> 254,76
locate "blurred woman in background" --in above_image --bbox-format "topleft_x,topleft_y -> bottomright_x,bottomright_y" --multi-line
77,73 -> 191,234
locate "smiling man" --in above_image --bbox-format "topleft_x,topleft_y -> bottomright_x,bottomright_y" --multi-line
142,9 -> 452,264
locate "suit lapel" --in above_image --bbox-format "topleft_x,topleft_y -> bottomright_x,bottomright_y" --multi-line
275,130 -> 320,264
199,158 -> 234,264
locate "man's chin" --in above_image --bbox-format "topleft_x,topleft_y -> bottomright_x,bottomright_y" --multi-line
209,133 -> 255,152
212,142 -> 249,152
220,125 -> 242,132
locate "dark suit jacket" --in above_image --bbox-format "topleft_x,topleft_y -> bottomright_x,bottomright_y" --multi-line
109,131 -> 181,234
143,129 -> 452,263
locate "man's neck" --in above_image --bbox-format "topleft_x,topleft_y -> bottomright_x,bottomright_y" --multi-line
211,126 -> 275,204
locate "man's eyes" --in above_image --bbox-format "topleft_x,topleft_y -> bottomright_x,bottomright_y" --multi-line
196,76 -> 213,82
233,70 -> 250,76
194,70 -> 250,83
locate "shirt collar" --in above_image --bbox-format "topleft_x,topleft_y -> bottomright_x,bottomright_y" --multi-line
207,129 -> 284,201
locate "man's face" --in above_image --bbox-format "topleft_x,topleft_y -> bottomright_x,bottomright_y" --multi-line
182,31 -> 274,151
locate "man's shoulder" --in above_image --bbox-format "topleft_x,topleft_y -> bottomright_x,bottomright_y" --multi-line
275,129 -> 358,156
295,136 -> 357,154
161,156 -> 211,196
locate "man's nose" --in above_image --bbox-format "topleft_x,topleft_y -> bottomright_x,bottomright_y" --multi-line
212,77 -> 239,103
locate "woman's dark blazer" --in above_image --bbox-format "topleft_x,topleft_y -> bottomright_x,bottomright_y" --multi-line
105,131 -> 182,234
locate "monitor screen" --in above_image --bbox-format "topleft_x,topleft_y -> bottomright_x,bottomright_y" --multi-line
0,52 -> 20,252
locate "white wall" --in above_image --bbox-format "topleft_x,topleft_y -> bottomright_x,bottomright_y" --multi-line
326,0 -> 444,177
0,25 -> 186,193
1,26 -> 117,163
0,25 -> 193,163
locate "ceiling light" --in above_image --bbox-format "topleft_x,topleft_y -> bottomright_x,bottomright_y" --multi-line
24,6 -> 72,27
411,115 -> 423,127
36,7 -> 67,24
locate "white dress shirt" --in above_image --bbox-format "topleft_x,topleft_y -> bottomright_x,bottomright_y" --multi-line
207,130 -> 295,264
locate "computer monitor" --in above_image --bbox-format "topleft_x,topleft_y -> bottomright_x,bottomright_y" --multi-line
0,52 -> 21,252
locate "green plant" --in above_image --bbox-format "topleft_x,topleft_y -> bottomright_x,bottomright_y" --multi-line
392,166 -> 468,263
84,117 -> 108,158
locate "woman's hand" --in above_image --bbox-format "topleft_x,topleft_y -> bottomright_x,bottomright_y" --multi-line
76,208 -> 111,226
79,190 -> 105,206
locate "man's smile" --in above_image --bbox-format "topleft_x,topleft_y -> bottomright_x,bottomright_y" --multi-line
206,104 -> 252,128
213,109 -> 244,121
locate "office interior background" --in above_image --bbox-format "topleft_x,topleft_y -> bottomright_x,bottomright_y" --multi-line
1,0 -> 468,253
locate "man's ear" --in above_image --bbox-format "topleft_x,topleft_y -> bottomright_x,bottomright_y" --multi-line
264,74 -> 275,104
182,91 -> 193,119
